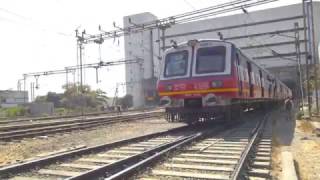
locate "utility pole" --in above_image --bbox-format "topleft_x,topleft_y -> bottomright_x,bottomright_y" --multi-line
79,33 -> 84,95
23,76 -> 26,103
150,29 -> 154,78
157,27 -> 161,61
30,82 -> 34,102
309,0 -> 319,114
76,29 -> 85,116
294,22 -> 305,110
95,66 -> 100,83
302,0 -> 312,117
65,67 -> 69,88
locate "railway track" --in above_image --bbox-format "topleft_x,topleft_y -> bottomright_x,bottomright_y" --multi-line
107,112 -> 272,180
0,111 -> 272,180
0,108 -> 162,125
0,126 -> 202,180
0,112 -> 162,141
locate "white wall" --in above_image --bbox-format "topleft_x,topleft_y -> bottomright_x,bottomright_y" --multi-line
124,2 -> 320,107
123,12 -> 158,107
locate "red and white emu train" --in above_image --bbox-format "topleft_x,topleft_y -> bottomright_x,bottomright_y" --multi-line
157,39 -> 292,123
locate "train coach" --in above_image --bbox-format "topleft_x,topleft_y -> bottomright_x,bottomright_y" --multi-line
157,39 -> 292,124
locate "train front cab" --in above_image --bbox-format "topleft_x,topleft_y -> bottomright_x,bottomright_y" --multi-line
158,40 -> 241,123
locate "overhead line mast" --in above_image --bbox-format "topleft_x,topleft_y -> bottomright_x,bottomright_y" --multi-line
20,58 -> 143,99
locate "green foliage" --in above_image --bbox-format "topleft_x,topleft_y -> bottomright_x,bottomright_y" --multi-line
55,108 -> 67,115
35,83 -> 109,110
303,64 -> 320,92
4,107 -> 27,118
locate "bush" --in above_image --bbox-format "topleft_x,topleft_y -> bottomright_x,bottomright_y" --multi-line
55,108 -> 67,116
5,107 -> 26,118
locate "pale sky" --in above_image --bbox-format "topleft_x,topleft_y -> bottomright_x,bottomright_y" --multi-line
0,0 -> 304,99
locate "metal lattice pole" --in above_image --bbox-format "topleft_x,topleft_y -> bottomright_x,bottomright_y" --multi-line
302,0 -> 312,117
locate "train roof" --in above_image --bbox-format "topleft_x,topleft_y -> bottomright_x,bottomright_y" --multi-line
165,39 -> 286,85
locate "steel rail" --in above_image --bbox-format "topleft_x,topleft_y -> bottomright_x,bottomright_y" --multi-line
106,133 -> 203,180
0,111 -> 160,132
67,134 -> 197,180
0,125 -> 188,177
107,112 -> 269,180
105,124 -> 234,180
0,112 -> 162,141
230,114 -> 269,180
0,107 -> 162,125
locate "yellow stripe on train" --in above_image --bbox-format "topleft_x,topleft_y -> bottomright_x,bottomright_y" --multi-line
159,88 -> 239,96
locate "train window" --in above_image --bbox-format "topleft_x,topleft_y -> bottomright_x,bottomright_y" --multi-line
196,46 -> 226,74
236,52 -> 240,65
243,70 -> 247,81
164,50 -> 188,77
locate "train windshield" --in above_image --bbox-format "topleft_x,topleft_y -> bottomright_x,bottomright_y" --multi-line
164,50 -> 188,77
196,46 -> 226,74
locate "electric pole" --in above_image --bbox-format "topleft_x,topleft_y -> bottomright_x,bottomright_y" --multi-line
302,0 -> 312,117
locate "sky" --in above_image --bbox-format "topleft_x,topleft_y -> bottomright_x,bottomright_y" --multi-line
0,0 -> 305,99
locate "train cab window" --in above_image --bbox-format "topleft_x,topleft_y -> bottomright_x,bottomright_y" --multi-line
164,50 -> 188,77
196,46 -> 226,74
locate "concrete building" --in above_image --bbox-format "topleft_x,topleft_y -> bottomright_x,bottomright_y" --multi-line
0,90 -> 28,108
124,12 -> 159,107
124,2 -> 320,107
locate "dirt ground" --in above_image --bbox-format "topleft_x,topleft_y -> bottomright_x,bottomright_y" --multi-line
0,118 -> 184,167
272,110 -> 320,180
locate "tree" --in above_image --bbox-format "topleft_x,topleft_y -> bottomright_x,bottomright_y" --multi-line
60,83 -> 109,109
35,83 -> 109,110
303,64 -> 320,92
95,89 -> 109,106
47,92 -> 63,107
118,94 -> 133,109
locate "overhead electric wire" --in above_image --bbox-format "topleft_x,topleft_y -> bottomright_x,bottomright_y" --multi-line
239,7 -> 299,62
175,0 -> 277,24
81,0 -> 278,43
173,0 -> 250,19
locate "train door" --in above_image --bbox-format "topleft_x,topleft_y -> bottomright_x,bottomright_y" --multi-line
259,70 -> 264,97
247,62 -> 254,97
267,76 -> 272,98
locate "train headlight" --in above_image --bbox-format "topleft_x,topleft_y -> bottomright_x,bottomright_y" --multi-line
160,96 -> 171,107
211,80 -> 223,88
203,93 -> 217,106
165,84 -> 173,91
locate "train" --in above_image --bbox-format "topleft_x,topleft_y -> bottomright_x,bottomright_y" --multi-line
157,39 -> 292,124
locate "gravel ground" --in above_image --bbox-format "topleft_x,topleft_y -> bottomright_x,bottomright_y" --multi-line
0,117 -> 184,167
272,109 -> 320,180
292,120 -> 320,180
